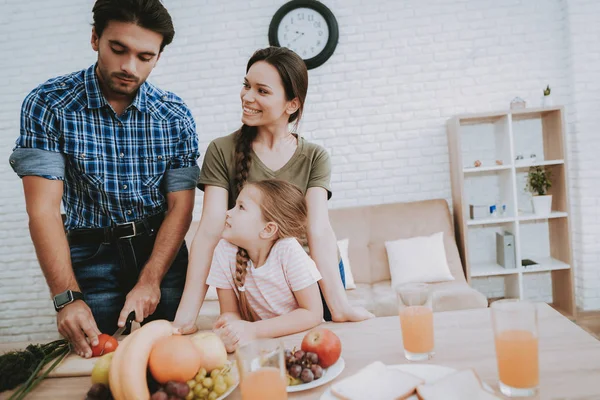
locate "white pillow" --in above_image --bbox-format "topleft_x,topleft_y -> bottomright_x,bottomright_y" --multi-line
384,232 -> 454,290
206,285 -> 218,301
337,238 -> 357,290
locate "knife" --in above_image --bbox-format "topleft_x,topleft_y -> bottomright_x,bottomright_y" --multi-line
112,311 -> 136,340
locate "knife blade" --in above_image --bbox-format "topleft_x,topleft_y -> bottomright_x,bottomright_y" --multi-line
112,310 -> 136,340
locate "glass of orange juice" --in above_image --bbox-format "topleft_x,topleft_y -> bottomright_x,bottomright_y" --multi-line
491,299 -> 539,397
236,339 -> 288,400
397,283 -> 434,361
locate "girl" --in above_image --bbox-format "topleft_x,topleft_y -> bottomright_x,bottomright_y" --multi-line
207,179 -> 323,351
173,46 -> 373,334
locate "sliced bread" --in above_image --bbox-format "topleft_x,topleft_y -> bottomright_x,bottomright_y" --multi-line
416,369 -> 500,400
331,361 -> 424,400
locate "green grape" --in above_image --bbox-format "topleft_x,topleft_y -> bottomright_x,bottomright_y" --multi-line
208,391 -> 218,400
187,380 -> 197,389
224,373 -> 236,387
210,368 -> 221,379
202,377 -> 214,389
195,368 -> 207,382
213,381 -> 227,396
193,385 -> 205,396
214,375 -> 225,387
198,387 -> 209,398
185,390 -> 194,400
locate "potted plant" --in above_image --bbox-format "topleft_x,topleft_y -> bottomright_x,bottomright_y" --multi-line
542,84 -> 553,107
527,166 -> 552,215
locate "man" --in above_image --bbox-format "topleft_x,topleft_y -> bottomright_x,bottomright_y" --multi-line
9,0 -> 199,359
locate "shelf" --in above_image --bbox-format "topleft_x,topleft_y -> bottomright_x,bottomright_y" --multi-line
471,263 -> 519,277
510,106 -> 563,120
515,159 -> 564,169
467,216 -> 515,226
520,257 -> 570,273
457,111 -> 508,125
463,165 -> 512,174
518,211 -> 568,221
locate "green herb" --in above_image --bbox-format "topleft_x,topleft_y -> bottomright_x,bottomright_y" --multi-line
0,339 -> 71,399
527,166 -> 552,196
543,85 -> 551,96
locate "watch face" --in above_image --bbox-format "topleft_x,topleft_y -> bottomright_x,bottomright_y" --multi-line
54,291 -> 72,308
276,7 -> 330,60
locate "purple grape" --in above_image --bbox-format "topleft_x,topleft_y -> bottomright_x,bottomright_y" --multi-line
288,364 -> 302,378
311,364 -> 324,379
150,391 -> 168,400
300,368 -> 314,383
306,352 -> 319,365
286,356 -> 297,368
294,350 -> 305,360
164,381 -> 190,398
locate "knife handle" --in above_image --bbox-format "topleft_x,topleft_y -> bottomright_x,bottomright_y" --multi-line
125,310 -> 136,330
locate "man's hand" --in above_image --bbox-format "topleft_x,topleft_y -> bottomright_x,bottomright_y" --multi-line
118,280 -> 161,326
57,300 -> 101,358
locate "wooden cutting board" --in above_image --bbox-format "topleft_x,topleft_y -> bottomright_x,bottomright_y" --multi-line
45,328 -> 137,378
46,352 -> 99,378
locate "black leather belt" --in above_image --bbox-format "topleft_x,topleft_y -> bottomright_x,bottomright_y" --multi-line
67,213 -> 165,245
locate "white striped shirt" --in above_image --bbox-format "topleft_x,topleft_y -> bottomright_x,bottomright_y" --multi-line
206,238 -> 322,320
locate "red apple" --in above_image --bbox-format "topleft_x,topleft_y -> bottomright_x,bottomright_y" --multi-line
301,328 -> 342,368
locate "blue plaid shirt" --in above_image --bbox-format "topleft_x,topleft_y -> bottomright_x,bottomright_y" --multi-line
10,64 -> 200,230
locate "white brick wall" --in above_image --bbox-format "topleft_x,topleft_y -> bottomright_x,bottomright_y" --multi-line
565,0 -> 600,311
0,0 -> 598,342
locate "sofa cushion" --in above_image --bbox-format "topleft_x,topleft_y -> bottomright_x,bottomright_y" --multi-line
345,283 -> 375,314
329,199 -> 467,285
369,280 -> 488,317
385,231 -> 454,290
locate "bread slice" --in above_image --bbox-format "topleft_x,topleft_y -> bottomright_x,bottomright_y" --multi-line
331,361 -> 423,400
416,369 -> 500,400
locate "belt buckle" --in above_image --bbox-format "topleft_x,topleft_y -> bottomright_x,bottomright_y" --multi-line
116,221 -> 137,239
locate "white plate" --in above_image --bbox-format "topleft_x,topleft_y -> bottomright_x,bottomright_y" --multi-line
320,364 -> 494,399
287,357 -> 345,393
216,361 -> 239,400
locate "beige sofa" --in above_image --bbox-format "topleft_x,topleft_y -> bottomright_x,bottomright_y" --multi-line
191,198 -> 487,329
329,199 -> 488,317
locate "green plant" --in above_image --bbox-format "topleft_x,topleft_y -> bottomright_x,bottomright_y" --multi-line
543,85 -> 551,96
527,166 -> 552,196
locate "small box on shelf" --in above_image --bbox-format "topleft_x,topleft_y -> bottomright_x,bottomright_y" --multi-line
496,231 -> 516,269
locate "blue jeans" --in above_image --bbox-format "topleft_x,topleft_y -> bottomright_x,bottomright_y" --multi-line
69,233 -> 188,335
321,259 -> 346,321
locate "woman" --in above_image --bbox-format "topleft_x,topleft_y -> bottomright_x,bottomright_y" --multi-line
173,47 -> 373,334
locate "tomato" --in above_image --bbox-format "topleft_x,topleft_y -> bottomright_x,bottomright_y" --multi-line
91,333 -> 119,357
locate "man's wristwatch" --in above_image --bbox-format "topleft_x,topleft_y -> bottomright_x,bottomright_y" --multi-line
53,290 -> 85,312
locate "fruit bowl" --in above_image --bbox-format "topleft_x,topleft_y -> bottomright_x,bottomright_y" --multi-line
287,357 -> 345,393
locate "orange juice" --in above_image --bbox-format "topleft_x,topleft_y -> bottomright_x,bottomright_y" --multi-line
495,329 -> 539,388
240,367 -> 288,400
399,305 -> 434,353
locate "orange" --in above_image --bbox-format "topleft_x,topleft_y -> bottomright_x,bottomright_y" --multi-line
148,335 -> 202,384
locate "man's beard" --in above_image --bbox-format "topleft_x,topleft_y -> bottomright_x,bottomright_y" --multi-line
97,60 -> 142,96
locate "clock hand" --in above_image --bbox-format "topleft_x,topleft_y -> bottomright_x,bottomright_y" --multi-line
290,31 -> 305,44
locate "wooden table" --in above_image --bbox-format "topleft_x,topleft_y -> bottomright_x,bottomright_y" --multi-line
2,303 -> 600,400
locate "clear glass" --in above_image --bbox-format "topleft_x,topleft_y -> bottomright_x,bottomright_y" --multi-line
396,283 -> 434,361
236,340 -> 288,400
491,300 -> 539,397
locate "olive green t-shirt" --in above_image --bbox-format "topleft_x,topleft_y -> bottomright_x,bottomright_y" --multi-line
198,131 -> 332,209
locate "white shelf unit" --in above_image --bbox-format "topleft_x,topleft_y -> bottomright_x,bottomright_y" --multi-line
447,106 -> 575,318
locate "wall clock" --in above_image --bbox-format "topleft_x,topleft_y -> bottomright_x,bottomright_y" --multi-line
268,0 -> 339,70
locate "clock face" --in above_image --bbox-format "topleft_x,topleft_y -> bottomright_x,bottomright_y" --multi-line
276,7 -> 330,60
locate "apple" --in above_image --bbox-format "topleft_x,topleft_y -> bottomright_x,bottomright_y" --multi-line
301,328 -> 342,368
189,331 -> 228,371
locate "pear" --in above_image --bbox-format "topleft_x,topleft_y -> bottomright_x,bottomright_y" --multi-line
91,352 -> 114,386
